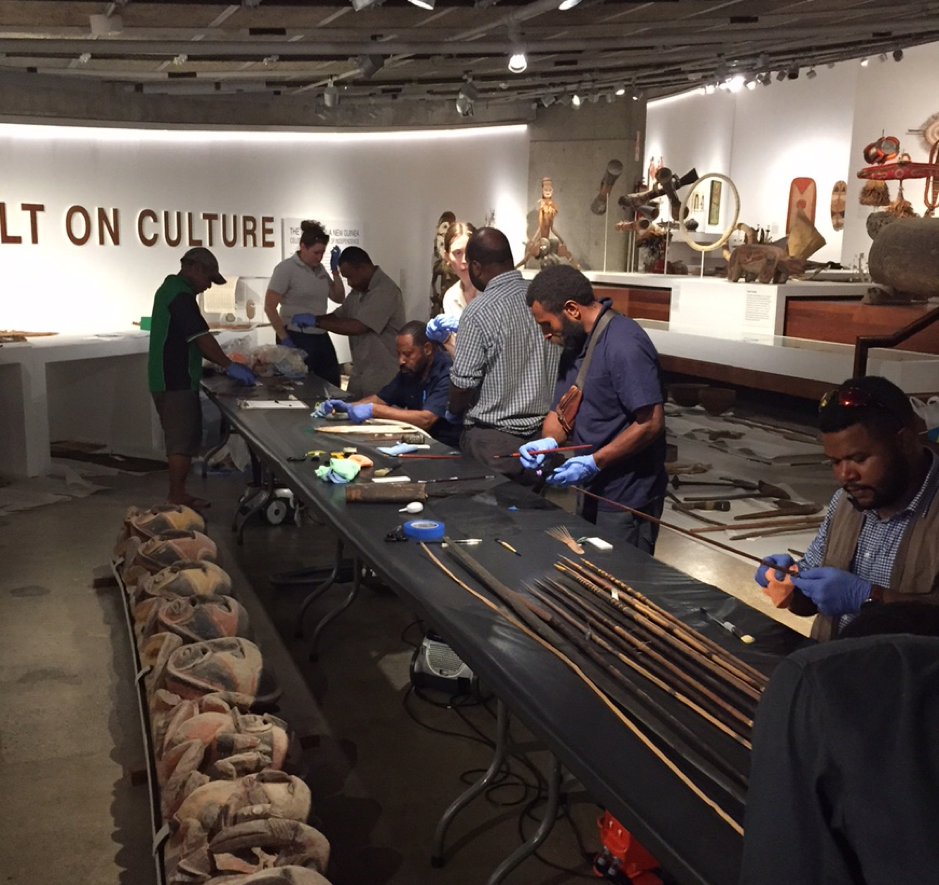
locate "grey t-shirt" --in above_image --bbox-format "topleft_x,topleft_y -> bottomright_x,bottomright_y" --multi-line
332,265 -> 405,397
269,252 -> 332,334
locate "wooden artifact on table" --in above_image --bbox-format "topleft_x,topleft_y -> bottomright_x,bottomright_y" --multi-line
786,208 -> 826,262
546,525 -> 585,555
0,330 -> 58,338
727,244 -> 804,284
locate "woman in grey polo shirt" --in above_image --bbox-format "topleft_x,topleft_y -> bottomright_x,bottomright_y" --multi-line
264,219 -> 346,385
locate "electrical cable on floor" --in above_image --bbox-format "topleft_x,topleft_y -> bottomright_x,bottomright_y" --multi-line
518,794 -> 598,879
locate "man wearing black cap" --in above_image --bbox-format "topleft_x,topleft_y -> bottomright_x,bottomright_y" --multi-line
147,247 -> 256,510
755,375 -> 939,640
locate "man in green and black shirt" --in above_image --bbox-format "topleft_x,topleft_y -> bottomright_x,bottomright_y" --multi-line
148,247 -> 256,510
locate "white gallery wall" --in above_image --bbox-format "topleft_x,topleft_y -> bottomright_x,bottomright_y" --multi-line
0,124 -> 530,333
647,40 -> 939,268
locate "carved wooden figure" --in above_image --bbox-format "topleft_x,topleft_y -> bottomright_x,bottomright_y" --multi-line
727,244 -> 804,284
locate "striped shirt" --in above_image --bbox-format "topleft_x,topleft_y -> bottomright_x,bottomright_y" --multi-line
802,449 -> 939,628
450,270 -> 560,436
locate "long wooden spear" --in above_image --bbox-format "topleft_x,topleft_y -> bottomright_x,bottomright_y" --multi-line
531,580 -> 753,749
536,576 -> 755,736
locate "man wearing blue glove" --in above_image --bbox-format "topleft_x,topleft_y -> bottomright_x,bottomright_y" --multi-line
754,375 -> 939,640
148,247 -> 257,510
314,322 -> 460,447
309,247 -> 405,399
520,265 -> 667,553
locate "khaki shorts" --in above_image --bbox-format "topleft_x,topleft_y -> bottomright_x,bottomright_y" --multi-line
152,389 -> 202,457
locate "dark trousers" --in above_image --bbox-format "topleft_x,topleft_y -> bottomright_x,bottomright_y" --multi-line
283,330 -> 341,387
460,425 -> 543,486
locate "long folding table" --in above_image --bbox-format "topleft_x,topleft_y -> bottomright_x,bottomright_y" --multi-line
202,372 -> 810,885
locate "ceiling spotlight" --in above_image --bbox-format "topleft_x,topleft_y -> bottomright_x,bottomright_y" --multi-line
806,67 -> 817,79
351,0 -> 383,9
860,57 -> 869,66
324,79 -> 339,108
775,70 -> 787,81
704,83 -> 716,94
745,78 -> 757,90
408,0 -> 435,8
558,0 -> 583,8
787,67 -> 799,79
355,54 -> 384,79
571,93 -> 582,108
878,52 -> 888,63
615,85 -> 626,96
173,53 -> 188,66
757,72 -> 772,86
893,48 -> 904,61
540,94 -> 555,107
262,55 -> 279,66
508,51 -> 527,74
827,62 -> 836,69
78,52 -> 92,65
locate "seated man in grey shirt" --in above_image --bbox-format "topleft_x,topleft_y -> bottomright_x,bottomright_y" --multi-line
303,246 -> 405,398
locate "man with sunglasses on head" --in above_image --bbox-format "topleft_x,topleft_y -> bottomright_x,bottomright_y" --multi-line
755,374 -> 939,640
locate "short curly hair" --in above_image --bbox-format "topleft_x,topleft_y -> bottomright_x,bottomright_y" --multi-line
525,264 -> 594,312
818,375 -> 915,439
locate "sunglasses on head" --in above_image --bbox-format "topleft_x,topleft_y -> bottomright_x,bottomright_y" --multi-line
819,386 -> 888,414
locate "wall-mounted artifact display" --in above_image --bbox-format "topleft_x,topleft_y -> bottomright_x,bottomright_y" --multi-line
787,208 -> 827,262
590,159 -> 624,215
786,178 -> 817,233
517,177 -> 581,269
830,181 -> 847,231
430,210 -> 457,316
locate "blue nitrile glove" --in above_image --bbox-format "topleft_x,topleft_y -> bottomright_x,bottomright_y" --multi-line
345,402 -> 373,424
225,362 -> 256,386
790,567 -> 872,617
292,313 -> 318,329
519,436 -> 558,470
330,245 -> 341,272
546,454 -> 599,487
377,443 -> 421,456
311,398 -> 348,418
755,553 -> 796,588
426,314 -> 460,342
280,335 -> 297,349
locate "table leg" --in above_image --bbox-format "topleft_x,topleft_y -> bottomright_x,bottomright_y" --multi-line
202,412 -> 231,479
308,553 -> 363,661
431,698 -> 510,867
232,463 -> 275,546
485,755 -> 563,885
269,538 -> 347,639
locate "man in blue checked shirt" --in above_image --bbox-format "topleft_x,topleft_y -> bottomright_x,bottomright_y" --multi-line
756,375 -> 939,640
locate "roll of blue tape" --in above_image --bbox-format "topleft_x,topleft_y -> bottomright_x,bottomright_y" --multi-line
403,519 -> 445,540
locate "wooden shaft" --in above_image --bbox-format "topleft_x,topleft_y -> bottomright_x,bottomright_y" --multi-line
541,575 -> 758,719
557,562 -> 764,703
536,579 -> 754,736
572,557 -> 770,689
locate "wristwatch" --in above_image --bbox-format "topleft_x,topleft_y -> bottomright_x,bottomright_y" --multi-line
862,584 -> 886,608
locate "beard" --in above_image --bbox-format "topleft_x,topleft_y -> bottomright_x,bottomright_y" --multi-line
844,452 -> 911,511
559,314 -> 588,358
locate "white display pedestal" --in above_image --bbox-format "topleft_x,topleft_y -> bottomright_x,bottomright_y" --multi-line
0,329 -> 260,478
